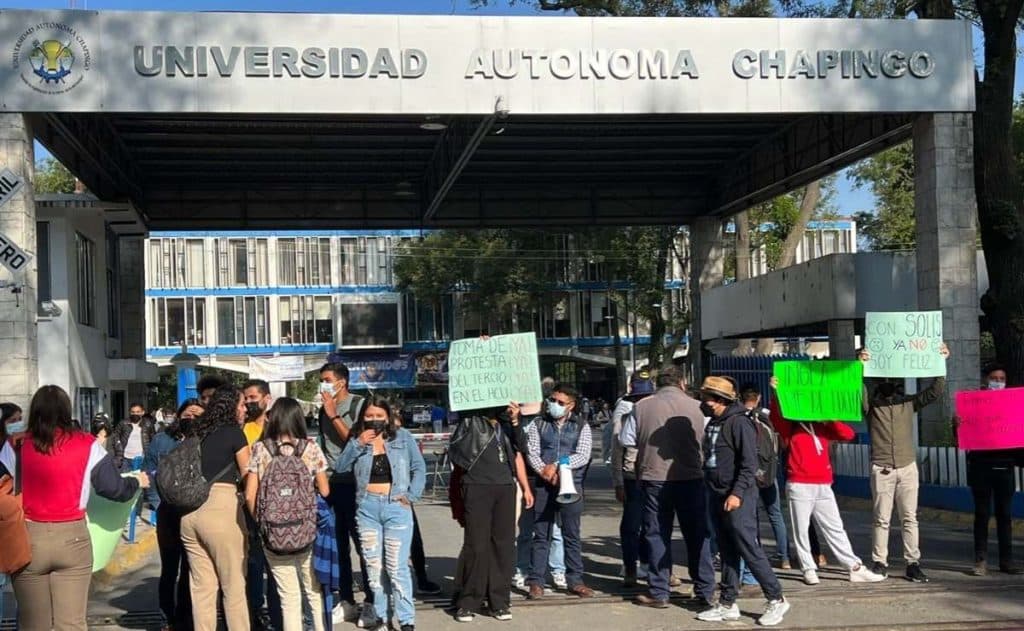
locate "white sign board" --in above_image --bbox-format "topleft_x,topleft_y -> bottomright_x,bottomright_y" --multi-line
248,355 -> 306,382
0,231 -> 32,274
0,169 -> 24,210
0,10 -> 974,115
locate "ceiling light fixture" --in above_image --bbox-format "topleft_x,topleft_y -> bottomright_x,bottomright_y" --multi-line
420,116 -> 447,131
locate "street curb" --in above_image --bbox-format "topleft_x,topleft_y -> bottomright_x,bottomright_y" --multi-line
836,495 -> 1024,532
92,528 -> 159,589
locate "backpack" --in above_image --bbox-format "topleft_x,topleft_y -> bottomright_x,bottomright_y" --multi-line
748,410 -> 779,489
256,439 -> 317,555
156,436 -> 235,513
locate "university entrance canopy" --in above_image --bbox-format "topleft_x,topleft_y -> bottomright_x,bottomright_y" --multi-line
0,10 -> 974,229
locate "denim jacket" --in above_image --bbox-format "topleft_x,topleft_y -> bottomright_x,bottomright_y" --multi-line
335,427 -> 426,504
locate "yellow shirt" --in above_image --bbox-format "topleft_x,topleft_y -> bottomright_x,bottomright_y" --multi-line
243,420 -> 265,447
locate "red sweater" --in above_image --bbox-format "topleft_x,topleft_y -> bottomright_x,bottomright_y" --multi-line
769,398 -> 856,485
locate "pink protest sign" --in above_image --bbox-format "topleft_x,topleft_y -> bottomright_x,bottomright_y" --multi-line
956,388 -> 1024,450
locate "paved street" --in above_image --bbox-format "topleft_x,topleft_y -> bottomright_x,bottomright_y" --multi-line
5,450 -> 1024,630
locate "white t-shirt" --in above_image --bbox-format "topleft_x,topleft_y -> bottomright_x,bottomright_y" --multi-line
123,424 -> 144,459
0,441 -> 15,484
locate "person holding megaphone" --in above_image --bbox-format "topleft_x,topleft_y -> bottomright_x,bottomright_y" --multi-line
524,383 -> 596,600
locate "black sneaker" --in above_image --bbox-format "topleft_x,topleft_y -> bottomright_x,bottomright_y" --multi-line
455,608 -> 475,623
906,563 -> 930,583
871,561 -> 889,578
417,579 -> 442,595
400,625 -> 415,631
493,608 -> 512,621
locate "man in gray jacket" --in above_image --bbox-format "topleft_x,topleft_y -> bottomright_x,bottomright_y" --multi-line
631,366 -> 715,609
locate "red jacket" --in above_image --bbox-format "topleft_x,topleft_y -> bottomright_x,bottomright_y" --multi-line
769,397 -> 856,485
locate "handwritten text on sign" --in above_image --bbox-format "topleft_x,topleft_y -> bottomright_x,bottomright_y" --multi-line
864,311 -> 945,378
448,332 -> 543,412
773,360 -> 863,422
955,388 -> 1024,451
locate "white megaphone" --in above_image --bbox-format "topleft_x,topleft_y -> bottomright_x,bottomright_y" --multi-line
555,457 -> 580,504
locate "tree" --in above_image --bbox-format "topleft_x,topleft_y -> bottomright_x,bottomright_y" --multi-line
849,142 -> 916,251
34,157 -> 76,194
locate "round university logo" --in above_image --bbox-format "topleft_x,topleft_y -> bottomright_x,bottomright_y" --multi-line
12,22 -> 92,95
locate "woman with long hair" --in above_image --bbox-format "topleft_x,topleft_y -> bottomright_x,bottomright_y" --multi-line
145,398 -> 204,631
244,397 -> 330,631
0,402 -> 24,479
12,385 -> 145,631
179,385 -> 251,631
336,397 -> 426,631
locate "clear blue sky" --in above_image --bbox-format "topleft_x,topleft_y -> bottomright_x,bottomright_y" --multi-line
16,0 -> 1022,228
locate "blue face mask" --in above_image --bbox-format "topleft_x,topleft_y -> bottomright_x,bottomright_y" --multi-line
546,400 -> 568,419
6,420 -> 26,434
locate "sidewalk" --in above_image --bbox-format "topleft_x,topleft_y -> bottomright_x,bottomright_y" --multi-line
8,455 -> 1024,630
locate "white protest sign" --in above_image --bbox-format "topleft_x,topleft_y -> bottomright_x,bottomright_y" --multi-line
448,332 -> 543,412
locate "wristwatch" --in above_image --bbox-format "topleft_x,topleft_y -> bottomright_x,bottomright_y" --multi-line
331,415 -> 342,422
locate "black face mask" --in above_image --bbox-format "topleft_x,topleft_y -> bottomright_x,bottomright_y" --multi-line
876,382 -> 897,399
129,414 -> 143,423
245,402 -> 264,421
699,402 -> 715,418
368,420 -> 388,435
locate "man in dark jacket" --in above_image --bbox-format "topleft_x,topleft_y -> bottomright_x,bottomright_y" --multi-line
111,403 -> 155,471
699,376 -> 790,628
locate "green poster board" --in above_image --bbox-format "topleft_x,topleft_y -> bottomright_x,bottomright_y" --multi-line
87,479 -> 141,573
864,311 -> 946,378
773,360 -> 863,422
448,332 -> 543,412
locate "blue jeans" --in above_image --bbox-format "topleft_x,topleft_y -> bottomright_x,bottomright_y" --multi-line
641,480 -> 715,602
760,482 -> 789,561
529,482 -> 584,588
516,501 -> 565,576
356,493 -> 416,626
620,479 -> 649,571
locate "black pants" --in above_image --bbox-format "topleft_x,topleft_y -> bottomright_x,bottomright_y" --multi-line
641,480 -> 715,602
970,465 -> 1016,563
530,481 -> 585,588
156,503 -> 192,630
709,488 -> 783,606
412,507 -> 429,584
458,483 -> 517,612
329,477 -> 370,603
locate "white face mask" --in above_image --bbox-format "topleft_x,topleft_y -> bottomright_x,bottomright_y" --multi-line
319,382 -> 336,395
6,420 -> 26,434
546,400 -> 568,419
987,380 -> 1006,391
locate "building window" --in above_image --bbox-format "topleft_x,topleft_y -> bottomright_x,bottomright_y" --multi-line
77,387 -> 100,426
403,295 -> 452,342
151,297 -> 206,348
339,297 -> 400,348
534,292 -> 571,338
215,296 -> 270,346
75,232 -> 96,327
37,221 -> 51,314
578,291 -> 614,338
279,296 -> 333,344
106,229 -> 120,339
277,237 -> 332,287
216,238 -> 268,287
186,238 -> 205,287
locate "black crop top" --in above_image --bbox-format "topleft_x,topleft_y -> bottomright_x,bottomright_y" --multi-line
369,453 -> 392,484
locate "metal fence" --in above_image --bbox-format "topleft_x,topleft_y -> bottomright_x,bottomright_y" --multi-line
709,354 -> 809,404
833,443 -> 1024,492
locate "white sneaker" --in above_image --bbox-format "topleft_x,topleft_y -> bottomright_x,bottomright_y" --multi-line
849,564 -> 886,583
332,601 -> 359,624
803,569 -> 820,585
696,603 -> 741,622
512,571 -> 526,589
759,598 -> 791,627
551,571 -> 568,590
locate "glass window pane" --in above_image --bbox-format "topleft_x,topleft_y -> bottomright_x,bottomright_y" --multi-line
315,297 -> 333,343
279,239 -> 296,285
193,298 -> 206,346
244,297 -> 257,345
186,239 -> 205,287
279,296 -> 292,344
166,298 -> 185,347
232,240 -> 247,285
217,298 -> 235,345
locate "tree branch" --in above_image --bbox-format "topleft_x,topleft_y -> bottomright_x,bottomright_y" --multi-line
777,180 -> 821,269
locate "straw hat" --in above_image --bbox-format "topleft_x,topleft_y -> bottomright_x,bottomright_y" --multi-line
700,376 -> 738,401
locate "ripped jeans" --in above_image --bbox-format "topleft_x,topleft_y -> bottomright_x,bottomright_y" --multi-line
356,492 -> 416,626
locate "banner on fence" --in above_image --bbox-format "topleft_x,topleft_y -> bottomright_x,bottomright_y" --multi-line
864,311 -> 946,378
448,333 -> 542,413
87,478 -> 141,573
773,360 -> 863,422
956,388 -> 1024,450
248,355 -> 306,382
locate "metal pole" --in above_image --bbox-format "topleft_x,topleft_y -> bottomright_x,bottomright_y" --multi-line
628,290 -> 636,375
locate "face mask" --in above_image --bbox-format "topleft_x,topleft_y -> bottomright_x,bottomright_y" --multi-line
319,382 -> 336,395
368,420 -> 388,435
6,420 -> 26,434
546,400 -> 567,419
245,402 -> 264,421
129,414 -> 143,422
699,402 -> 715,418
988,380 -> 1006,391
877,382 -> 897,399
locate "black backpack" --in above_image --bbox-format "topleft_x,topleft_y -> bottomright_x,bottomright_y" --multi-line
156,436 -> 235,513
747,410 -> 779,489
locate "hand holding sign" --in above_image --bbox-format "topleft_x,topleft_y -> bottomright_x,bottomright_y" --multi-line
864,311 -> 947,378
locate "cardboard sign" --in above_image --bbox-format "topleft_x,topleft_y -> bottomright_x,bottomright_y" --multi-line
773,360 -> 863,422
956,388 -> 1024,450
448,333 -> 543,413
864,311 -> 946,378
86,480 -> 141,573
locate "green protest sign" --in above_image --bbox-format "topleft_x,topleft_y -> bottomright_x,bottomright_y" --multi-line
864,311 -> 946,378
448,332 -> 543,412
773,360 -> 863,422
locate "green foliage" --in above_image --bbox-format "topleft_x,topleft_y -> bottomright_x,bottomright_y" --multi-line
849,142 -> 916,251
288,370 -> 323,402
34,157 -> 76,194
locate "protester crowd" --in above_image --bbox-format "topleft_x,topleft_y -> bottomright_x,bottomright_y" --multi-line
1,340 -> 1022,631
